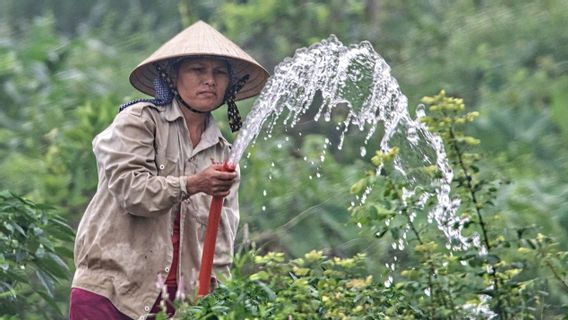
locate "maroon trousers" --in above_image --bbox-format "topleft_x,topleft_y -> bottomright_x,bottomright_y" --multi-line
70,213 -> 181,319
69,286 -> 177,320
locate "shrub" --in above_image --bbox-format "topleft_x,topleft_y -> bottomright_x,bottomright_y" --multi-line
0,191 -> 75,319
169,92 -> 568,319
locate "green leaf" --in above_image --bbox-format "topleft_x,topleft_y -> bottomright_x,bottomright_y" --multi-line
375,228 -> 388,239
36,289 -> 64,317
35,253 -> 70,279
250,271 -> 270,281
35,270 -> 54,297
53,245 -> 74,259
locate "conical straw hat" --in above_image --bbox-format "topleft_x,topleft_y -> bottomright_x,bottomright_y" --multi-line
129,20 -> 269,101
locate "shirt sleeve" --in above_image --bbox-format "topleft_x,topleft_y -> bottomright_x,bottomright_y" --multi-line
94,107 -> 188,217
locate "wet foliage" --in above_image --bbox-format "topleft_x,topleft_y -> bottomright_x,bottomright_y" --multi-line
166,92 -> 568,319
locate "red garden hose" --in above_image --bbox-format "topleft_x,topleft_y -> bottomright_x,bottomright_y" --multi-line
197,161 -> 236,297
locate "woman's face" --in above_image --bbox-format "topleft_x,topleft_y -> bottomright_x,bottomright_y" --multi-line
176,57 -> 230,112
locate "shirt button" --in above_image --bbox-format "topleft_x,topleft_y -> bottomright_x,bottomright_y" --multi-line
159,164 -> 165,170
144,305 -> 150,312
165,266 -> 170,272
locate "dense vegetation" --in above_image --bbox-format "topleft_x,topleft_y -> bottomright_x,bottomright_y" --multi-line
172,93 -> 568,319
1,1 -> 567,319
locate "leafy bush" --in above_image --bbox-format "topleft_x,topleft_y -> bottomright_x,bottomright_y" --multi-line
168,92 -> 568,319
176,250 -> 404,319
0,191 -> 75,319
349,91 -> 568,318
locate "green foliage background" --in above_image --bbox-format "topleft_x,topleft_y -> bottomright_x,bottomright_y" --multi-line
0,0 -> 567,318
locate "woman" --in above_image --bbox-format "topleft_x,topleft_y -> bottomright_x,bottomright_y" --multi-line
70,21 -> 269,320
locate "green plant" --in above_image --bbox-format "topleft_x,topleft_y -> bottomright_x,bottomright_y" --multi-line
170,91 -> 568,319
0,191 -> 75,318
175,249 -> 408,319
350,90 -> 568,318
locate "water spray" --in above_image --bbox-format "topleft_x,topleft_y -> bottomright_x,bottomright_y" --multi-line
198,34 -> 474,296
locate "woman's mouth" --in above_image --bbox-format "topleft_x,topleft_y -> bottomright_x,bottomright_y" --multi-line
198,91 -> 216,97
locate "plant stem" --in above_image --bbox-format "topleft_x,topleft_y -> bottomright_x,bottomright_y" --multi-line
447,125 -> 505,318
448,127 -> 490,251
544,258 -> 568,292
403,206 -> 457,319
403,208 -> 423,245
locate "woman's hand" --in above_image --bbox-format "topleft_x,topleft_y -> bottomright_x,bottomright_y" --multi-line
186,163 -> 237,197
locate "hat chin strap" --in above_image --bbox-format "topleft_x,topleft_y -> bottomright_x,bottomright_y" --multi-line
176,96 -> 208,114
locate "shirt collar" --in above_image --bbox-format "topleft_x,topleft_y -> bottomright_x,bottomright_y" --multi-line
162,99 -> 185,122
164,100 -> 230,153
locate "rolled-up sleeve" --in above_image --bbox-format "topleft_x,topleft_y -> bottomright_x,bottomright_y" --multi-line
94,109 -> 188,217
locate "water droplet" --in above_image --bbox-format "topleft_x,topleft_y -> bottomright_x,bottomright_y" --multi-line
261,206 -> 266,211
409,212 -> 416,222
277,143 -> 282,149
398,239 -> 405,250
415,104 -> 426,119
360,146 -> 367,157
407,127 -> 418,144
384,276 -> 393,288
263,190 -> 267,196
271,162 -> 275,167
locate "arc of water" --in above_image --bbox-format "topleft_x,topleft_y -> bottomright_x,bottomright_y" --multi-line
200,35 -> 477,296
228,34 -> 474,249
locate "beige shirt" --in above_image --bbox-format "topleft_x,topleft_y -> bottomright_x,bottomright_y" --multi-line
72,100 -> 239,320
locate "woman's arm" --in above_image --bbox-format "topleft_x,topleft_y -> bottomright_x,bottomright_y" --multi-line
95,108 -> 188,217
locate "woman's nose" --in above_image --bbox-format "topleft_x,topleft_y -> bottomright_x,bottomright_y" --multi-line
203,71 -> 216,87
